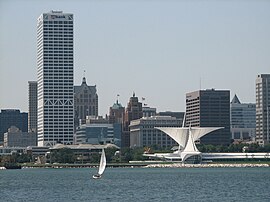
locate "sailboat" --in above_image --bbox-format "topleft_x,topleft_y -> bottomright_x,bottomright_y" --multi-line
93,148 -> 106,179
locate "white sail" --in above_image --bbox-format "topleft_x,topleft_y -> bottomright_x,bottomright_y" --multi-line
98,149 -> 106,175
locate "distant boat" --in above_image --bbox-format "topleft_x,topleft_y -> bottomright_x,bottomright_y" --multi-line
93,148 -> 106,179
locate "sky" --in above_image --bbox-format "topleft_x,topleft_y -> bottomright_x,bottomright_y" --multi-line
0,0 -> 269,116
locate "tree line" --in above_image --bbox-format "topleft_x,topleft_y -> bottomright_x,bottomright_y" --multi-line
1,143 -> 269,165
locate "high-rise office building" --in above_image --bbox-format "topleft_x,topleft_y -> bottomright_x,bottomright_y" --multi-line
74,76 -> 98,130
230,94 -> 255,141
185,89 -> 231,145
0,109 -> 28,144
108,99 -> 125,124
28,81 -> 38,133
37,11 -> 74,146
122,93 -> 143,147
256,74 -> 270,145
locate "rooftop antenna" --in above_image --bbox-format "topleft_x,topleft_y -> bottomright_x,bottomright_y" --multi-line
117,94 -> 120,104
200,77 -> 201,90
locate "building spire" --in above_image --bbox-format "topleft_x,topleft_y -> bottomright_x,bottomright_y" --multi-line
117,94 -> 120,104
82,70 -> 87,85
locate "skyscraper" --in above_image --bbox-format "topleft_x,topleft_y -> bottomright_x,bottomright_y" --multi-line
230,94 -> 255,141
37,11 -> 74,146
108,99 -> 125,124
185,89 -> 231,145
122,93 -> 143,148
28,81 -> 37,133
74,76 -> 98,130
256,74 -> 270,145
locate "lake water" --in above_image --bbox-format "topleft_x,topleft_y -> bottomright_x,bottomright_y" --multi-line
0,167 -> 269,202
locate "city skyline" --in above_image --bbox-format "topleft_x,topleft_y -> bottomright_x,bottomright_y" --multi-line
1,0 -> 270,116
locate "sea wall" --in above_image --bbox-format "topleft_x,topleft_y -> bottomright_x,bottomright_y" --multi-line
145,163 -> 270,168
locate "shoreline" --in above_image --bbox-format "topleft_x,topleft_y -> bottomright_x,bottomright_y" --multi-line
145,163 -> 270,168
2,162 -> 270,169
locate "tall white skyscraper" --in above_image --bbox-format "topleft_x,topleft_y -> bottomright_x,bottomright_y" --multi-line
256,74 -> 270,145
37,11 -> 74,146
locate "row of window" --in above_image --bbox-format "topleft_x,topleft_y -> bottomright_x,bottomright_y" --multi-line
44,37 -> 73,40
44,41 -> 72,45
44,58 -> 73,61
44,21 -> 73,24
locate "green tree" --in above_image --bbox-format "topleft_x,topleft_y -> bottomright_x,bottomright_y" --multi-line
50,148 -> 76,163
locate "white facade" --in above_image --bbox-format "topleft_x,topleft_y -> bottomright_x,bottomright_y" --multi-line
256,74 -> 270,145
37,11 -> 74,146
129,116 -> 181,148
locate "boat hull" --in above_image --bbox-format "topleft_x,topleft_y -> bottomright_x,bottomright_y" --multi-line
92,174 -> 102,179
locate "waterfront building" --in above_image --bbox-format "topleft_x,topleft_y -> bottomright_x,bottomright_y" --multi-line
4,126 -> 37,147
0,109 -> 28,144
74,122 -> 121,147
230,94 -> 256,141
155,126 -> 222,163
122,93 -> 143,148
256,74 -> 270,145
37,11 -> 74,146
185,89 -> 231,145
74,76 -> 98,130
28,81 -> 38,133
130,116 -> 181,148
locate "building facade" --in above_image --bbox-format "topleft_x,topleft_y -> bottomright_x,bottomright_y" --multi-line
74,123 -> 121,147
28,81 -> 38,133
4,126 -> 37,147
185,89 -> 231,145
0,109 -> 28,144
75,124 -> 114,145
256,74 -> 270,145
37,11 -> 74,146
122,93 -> 143,148
142,107 -> 157,117
108,99 -> 125,124
74,77 -> 98,130
230,94 -> 256,141
130,116 -> 181,148
157,111 -> 185,120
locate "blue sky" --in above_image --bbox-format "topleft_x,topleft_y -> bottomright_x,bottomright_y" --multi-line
0,0 -> 269,116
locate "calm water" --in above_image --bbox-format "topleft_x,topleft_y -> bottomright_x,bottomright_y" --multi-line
0,167 -> 269,202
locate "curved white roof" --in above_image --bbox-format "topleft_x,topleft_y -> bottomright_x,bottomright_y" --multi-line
156,126 -> 223,163
155,127 -> 189,149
